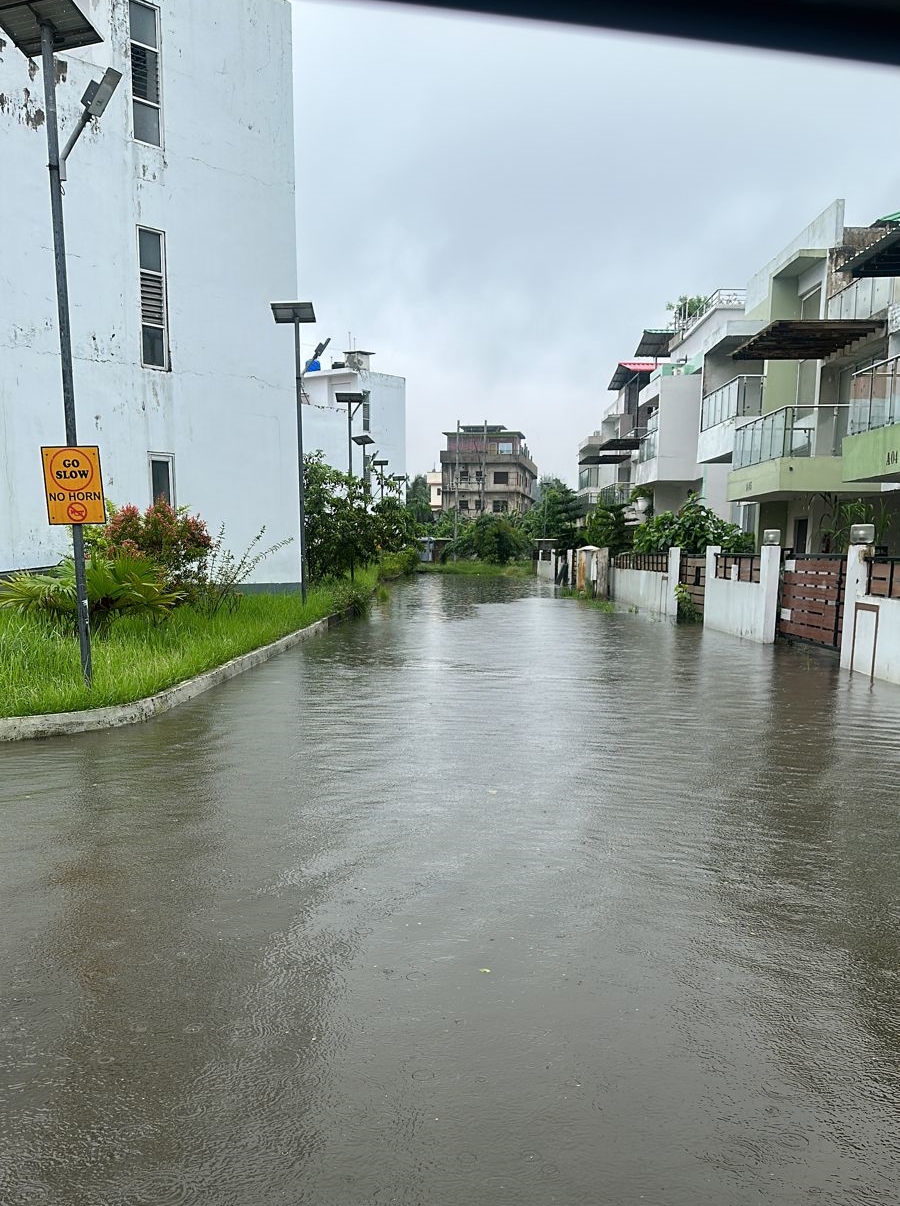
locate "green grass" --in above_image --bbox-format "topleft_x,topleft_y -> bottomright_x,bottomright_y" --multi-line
418,560 -> 534,578
558,587 -> 615,611
0,568 -> 377,719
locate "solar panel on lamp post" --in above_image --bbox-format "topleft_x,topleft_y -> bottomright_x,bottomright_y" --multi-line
333,392 -> 367,477
352,431 -> 375,482
0,0 -> 123,688
271,304 -> 320,602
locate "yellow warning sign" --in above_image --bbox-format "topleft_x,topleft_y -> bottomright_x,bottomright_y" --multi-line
41,446 -> 107,526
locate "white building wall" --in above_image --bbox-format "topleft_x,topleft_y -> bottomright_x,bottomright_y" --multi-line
1,0 -> 300,580
302,367 -> 406,484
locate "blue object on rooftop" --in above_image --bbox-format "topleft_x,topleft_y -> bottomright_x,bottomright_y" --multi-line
304,360 -> 321,373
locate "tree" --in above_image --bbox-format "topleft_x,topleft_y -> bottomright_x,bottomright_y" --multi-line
442,513 -> 531,564
404,473 -> 434,527
520,477 -> 583,550
304,452 -> 376,581
666,294 -> 707,328
632,494 -> 754,554
584,502 -> 631,555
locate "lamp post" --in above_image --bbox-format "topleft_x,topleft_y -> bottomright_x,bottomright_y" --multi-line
352,431 -> 375,483
0,0 -> 123,687
333,391 -> 368,477
271,303 -> 321,603
371,458 -> 389,501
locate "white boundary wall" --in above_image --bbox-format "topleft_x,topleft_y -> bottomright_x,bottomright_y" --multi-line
841,544 -> 900,685
609,547 -> 680,619
703,544 -> 781,644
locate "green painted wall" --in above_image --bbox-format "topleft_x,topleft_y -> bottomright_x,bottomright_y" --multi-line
842,426 -> 900,483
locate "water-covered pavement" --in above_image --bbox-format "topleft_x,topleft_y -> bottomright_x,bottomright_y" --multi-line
2,574 -> 899,1205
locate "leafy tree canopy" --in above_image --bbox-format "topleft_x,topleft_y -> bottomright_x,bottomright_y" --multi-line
633,494 -> 754,555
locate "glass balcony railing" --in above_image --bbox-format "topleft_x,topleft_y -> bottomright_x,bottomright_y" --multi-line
826,275 -> 897,321
599,483 -> 633,506
733,406 -> 828,469
638,413 -> 659,463
848,355 -> 900,435
700,375 -> 765,431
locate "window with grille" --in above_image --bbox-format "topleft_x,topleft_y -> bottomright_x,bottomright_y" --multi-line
362,400 -> 371,431
492,500 -> 508,513
149,454 -> 174,505
138,228 -> 169,369
130,2 -> 161,146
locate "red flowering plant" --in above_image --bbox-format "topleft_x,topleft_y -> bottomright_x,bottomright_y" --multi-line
101,498 -> 213,597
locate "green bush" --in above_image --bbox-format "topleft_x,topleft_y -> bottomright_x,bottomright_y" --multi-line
0,556 -> 183,634
442,514 -> 531,564
584,502 -> 632,555
379,546 -> 421,579
329,580 -> 373,618
633,494 -> 754,555
102,498 -> 212,593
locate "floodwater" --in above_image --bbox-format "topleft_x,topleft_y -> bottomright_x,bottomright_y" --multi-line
1,574 -> 899,1206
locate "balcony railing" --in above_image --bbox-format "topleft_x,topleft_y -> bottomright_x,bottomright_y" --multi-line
826,275 -> 898,322
637,413 -> 658,463
848,355 -> 900,435
700,374 -> 765,430
672,287 -> 746,333
599,483 -> 633,506
733,405 -> 841,468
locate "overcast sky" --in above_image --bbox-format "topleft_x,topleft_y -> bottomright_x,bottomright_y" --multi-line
292,1 -> 900,484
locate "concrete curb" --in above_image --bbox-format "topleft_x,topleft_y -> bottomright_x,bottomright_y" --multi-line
0,613 -> 339,743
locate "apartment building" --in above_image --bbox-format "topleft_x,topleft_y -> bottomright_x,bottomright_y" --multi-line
440,426 -> 537,516
0,0 -> 302,581
301,350 -> 406,485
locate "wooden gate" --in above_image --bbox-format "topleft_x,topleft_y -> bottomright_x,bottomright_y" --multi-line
777,555 -> 846,649
679,554 -> 707,618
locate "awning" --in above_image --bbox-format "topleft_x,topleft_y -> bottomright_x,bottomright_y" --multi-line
839,227 -> 900,277
732,319 -> 883,360
579,453 -> 630,466
634,329 -> 671,358
607,361 -> 657,391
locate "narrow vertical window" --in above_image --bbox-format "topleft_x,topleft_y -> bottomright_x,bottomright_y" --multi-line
362,400 -> 371,431
149,455 -> 174,506
130,2 -> 162,146
139,227 -> 169,369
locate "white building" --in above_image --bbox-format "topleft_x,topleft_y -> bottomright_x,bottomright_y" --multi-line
301,350 -> 406,487
0,0 -> 303,582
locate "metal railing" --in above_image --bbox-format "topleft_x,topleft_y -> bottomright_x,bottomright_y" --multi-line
849,355 -> 900,435
733,405 -> 827,468
700,374 -> 765,430
672,287 -> 746,333
598,483 -> 633,506
867,557 -> 900,600
613,552 -> 669,572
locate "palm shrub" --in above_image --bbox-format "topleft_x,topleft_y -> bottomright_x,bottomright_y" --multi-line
0,556 -> 183,633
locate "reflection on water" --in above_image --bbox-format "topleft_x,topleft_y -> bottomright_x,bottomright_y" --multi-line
1,574 -> 899,1205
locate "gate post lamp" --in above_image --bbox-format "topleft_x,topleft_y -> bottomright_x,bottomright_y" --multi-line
0,0 -> 124,688
333,392 -> 367,477
271,302 -> 319,602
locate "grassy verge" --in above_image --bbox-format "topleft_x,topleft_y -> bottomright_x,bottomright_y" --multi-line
558,587 -> 615,611
0,568 -> 377,719
418,561 -> 534,578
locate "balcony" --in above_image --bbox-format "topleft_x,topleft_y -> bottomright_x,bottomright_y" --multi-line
599,483 -> 633,506
701,375 -> 765,431
637,413 -> 659,464
671,288 -> 746,335
734,406 -> 828,468
841,355 -> 900,484
728,404 -> 884,501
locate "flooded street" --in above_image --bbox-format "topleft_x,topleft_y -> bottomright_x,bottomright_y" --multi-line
1,574 -> 899,1205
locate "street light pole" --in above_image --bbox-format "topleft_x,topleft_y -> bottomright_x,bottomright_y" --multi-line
40,20 -> 89,685
0,2 -> 122,687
